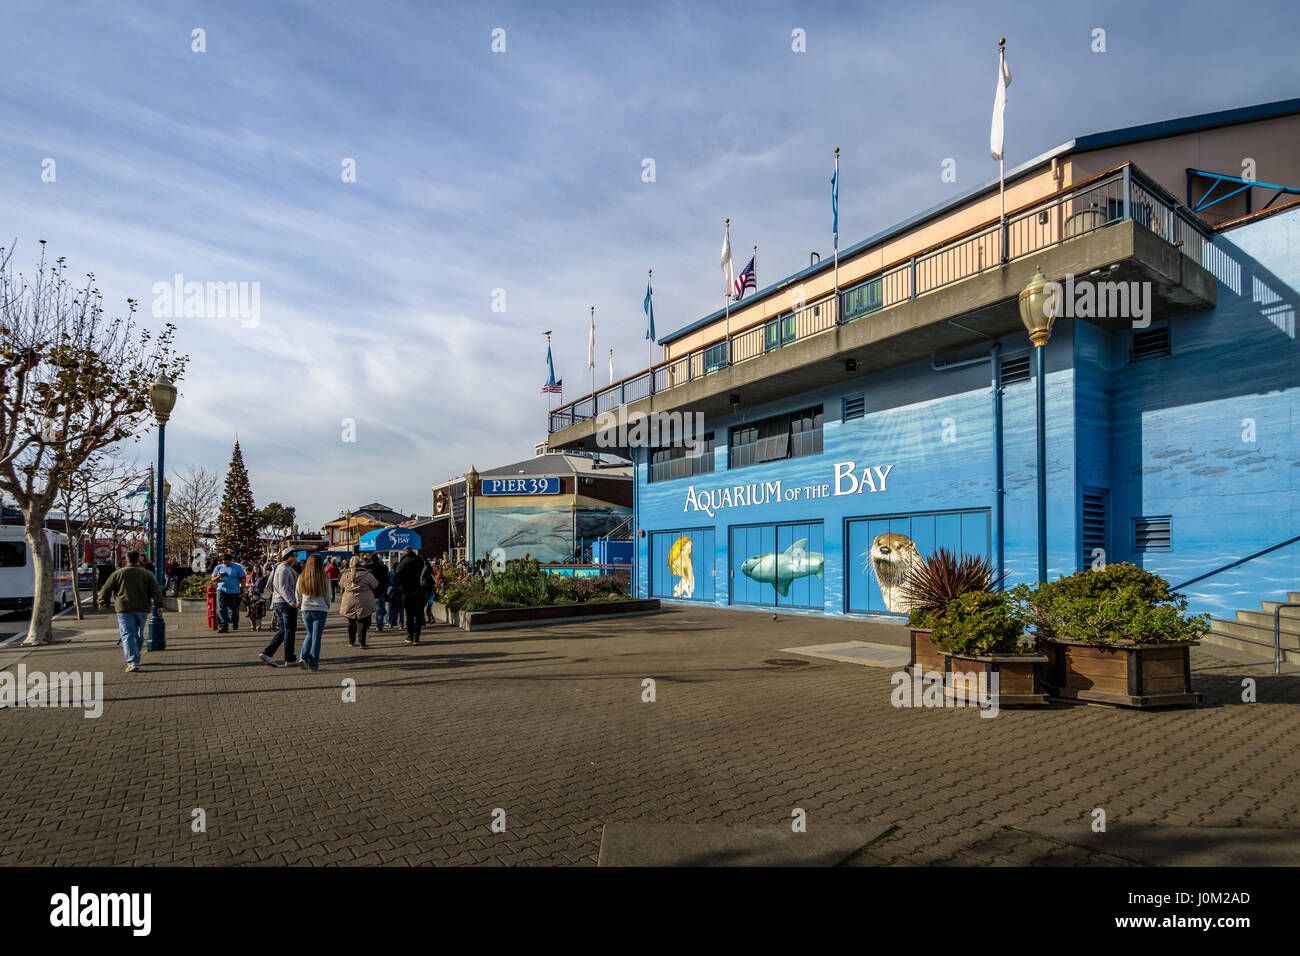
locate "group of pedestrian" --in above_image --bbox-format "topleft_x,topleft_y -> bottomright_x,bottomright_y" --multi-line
97,544 -> 452,675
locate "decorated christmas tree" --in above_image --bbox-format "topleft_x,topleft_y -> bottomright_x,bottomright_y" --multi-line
216,441 -> 259,563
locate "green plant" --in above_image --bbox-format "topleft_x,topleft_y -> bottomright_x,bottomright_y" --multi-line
931,590 -> 1028,656
1018,564 -> 1208,646
178,575 -> 210,599
484,561 -> 553,606
901,548 -> 1004,628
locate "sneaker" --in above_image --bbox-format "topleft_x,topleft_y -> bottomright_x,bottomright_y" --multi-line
298,658 -> 310,670
360,643 -> 369,649
125,663 -> 138,672
309,665 -> 319,673
259,654 -> 277,668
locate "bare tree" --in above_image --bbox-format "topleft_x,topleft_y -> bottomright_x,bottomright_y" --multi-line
169,466 -> 220,564
0,242 -> 187,645
56,449 -> 139,620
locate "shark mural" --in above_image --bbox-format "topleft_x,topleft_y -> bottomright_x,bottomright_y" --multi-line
740,537 -> 825,597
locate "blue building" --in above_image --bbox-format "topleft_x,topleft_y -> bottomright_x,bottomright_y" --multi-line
546,99 -> 1300,662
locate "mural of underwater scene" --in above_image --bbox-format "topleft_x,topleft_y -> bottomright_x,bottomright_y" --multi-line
729,521 -> 825,608
845,509 -> 990,616
475,504 -> 631,563
650,528 -> 716,600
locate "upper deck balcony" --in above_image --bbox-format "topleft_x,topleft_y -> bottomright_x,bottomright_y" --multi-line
547,162 -> 1219,456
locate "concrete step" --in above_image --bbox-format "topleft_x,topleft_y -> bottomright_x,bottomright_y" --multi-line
1211,617 -> 1300,647
1201,628 -> 1299,664
1261,600 -> 1300,616
1289,592 -> 1300,603
1236,609 -> 1300,635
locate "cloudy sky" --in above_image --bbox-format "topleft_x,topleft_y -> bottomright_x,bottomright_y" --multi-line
2,0 -> 1295,528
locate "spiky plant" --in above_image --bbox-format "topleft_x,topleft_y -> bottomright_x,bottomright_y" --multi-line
899,548 -> 1004,628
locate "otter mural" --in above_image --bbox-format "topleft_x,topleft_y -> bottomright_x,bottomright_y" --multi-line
865,531 -> 923,613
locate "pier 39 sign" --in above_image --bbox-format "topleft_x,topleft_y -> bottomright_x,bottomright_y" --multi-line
482,476 -> 560,496
683,461 -> 894,518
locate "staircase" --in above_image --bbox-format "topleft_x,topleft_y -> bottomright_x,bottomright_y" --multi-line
1204,592 -> 1300,664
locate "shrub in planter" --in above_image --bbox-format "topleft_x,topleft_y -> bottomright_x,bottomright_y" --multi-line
901,550 -> 1004,675
931,591 -> 1028,657
178,575 -> 211,600
1015,564 -> 1208,708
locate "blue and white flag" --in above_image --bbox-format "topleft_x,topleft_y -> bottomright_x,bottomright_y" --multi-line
831,165 -> 839,241
542,346 -> 562,394
643,279 -> 655,341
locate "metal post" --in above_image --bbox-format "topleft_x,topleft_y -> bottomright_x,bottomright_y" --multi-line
1035,343 -> 1048,584
147,423 -> 166,650
1122,165 -> 1132,223
1275,603 -> 1299,676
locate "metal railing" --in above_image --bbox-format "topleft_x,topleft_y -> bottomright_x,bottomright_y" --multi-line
548,163 -> 1212,433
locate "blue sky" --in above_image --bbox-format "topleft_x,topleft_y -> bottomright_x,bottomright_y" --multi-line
2,0 -> 1295,528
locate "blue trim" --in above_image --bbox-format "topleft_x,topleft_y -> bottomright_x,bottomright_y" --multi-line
1073,98 -> 1300,152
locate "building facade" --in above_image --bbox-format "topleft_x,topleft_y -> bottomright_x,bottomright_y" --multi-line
545,99 -> 1300,660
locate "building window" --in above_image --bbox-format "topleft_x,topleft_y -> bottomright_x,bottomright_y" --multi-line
1081,487 -> 1108,569
729,406 -> 823,469
1129,324 -> 1171,362
649,433 -> 715,483
1000,354 -> 1031,386
702,342 -> 728,373
843,393 -> 865,421
1133,515 -> 1171,553
764,314 -> 796,352
842,277 -> 883,322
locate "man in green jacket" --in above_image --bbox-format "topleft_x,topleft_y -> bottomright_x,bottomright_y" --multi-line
97,551 -> 165,672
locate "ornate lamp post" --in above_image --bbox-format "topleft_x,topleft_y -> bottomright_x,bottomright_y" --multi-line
146,372 -> 177,650
1018,268 -> 1057,584
465,466 -> 479,564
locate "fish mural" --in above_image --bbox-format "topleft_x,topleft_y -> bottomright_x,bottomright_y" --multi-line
668,534 -> 695,598
740,538 -> 825,597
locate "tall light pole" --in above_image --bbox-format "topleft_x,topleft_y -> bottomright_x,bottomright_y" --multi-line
465,466 -> 479,564
1018,268 -> 1057,584
147,372 -> 177,651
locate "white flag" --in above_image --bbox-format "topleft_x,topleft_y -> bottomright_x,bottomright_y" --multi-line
721,223 -> 734,298
609,348 -> 614,385
990,50 -> 1011,161
587,309 -> 595,371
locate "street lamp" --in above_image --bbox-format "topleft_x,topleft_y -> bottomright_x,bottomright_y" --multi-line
1018,267 -> 1057,584
147,372 -> 177,651
465,466 -> 479,564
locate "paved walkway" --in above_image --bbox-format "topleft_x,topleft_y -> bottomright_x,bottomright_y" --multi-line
1,602 -> 1297,866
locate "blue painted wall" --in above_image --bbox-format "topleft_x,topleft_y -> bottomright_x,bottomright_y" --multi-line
634,206 -> 1299,620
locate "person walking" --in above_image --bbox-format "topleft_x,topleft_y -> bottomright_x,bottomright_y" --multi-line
393,546 -> 430,645
339,555 -> 378,648
210,552 -> 247,633
324,556 -> 342,599
260,549 -> 300,667
96,551 -> 164,673
294,554 -> 331,672
366,553 -> 389,631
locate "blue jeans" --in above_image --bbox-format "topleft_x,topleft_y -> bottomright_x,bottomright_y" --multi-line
374,594 -> 386,626
263,604 -> 298,662
116,611 -> 148,665
216,590 -> 241,630
300,610 -> 327,669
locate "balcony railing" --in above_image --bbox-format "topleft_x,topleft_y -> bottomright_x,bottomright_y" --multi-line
548,163 -> 1212,434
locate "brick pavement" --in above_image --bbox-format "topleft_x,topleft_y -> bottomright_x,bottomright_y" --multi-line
0,602 -> 1297,866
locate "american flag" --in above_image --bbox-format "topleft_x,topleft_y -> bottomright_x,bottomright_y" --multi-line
733,255 -> 756,300
542,379 -> 563,394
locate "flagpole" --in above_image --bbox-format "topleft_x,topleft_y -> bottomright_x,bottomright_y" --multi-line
998,38 -> 1007,263
724,219 -> 731,362
589,306 -> 596,403
544,330 -> 553,432
647,269 -> 654,372
833,147 -> 840,303
609,347 -> 614,386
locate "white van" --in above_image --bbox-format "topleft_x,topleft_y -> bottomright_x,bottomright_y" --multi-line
0,525 -> 75,612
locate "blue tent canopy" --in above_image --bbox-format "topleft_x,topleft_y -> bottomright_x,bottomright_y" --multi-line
358,527 -> 422,552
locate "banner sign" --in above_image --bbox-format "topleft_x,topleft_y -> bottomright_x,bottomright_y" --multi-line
481,477 -> 560,496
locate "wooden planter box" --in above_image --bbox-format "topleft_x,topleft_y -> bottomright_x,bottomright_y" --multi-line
940,651 -> 1050,708
908,629 -> 945,676
1041,638 -> 1200,708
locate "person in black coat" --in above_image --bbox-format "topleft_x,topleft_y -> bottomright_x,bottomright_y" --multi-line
365,554 -> 390,631
392,547 -> 430,645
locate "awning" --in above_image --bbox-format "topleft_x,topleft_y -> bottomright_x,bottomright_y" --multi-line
358,527 -> 422,552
